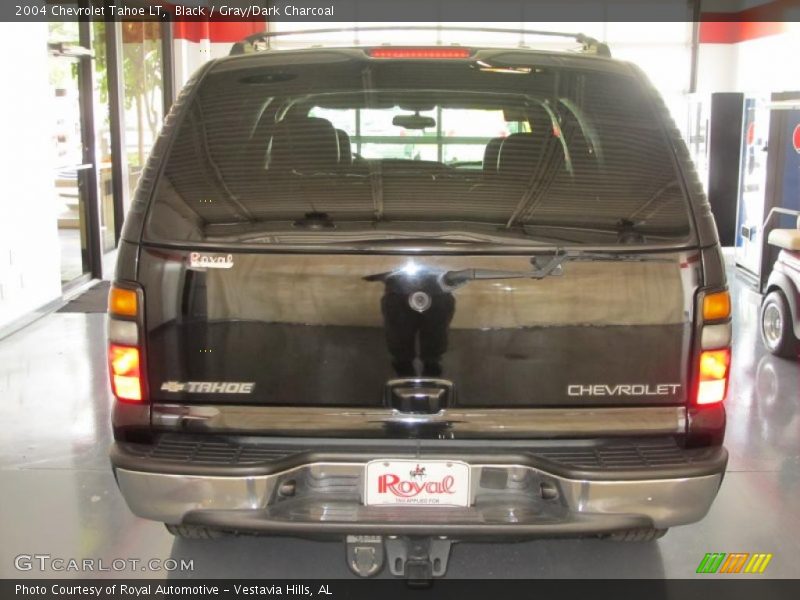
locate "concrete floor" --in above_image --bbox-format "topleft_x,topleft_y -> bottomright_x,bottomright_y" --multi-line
0,269 -> 798,579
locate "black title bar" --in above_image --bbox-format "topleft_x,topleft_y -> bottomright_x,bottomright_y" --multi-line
5,0 -> 800,23
4,579 -> 800,600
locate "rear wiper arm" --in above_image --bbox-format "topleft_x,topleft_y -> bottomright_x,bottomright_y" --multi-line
441,248 -> 670,288
441,251 -> 568,288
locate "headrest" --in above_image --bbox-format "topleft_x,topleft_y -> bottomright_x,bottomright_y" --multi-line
497,132 -> 548,177
267,117 -> 340,173
482,137 -> 504,174
335,129 -> 352,165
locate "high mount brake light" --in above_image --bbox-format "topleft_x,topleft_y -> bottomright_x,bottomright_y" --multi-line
696,348 -> 731,405
109,344 -> 142,402
368,47 -> 472,59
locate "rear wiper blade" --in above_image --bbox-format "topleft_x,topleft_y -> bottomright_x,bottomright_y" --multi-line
441,249 -> 671,287
364,248 -> 673,291
363,252 -> 568,287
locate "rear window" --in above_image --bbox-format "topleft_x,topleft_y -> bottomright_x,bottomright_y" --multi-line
144,53 -> 693,247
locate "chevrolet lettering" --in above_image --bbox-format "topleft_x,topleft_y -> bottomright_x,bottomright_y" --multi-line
567,384 -> 682,397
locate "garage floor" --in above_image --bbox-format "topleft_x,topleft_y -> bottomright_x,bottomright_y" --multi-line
1,268 -> 798,579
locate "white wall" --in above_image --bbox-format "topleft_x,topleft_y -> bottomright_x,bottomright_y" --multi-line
732,30 -> 800,93
697,25 -> 800,95
0,23 -> 63,331
173,38 -> 234,90
696,43 -> 739,94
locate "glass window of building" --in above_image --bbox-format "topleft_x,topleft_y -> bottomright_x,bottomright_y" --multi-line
121,22 -> 164,211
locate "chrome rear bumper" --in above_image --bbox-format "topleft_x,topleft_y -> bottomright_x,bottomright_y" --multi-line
112,441 -> 726,536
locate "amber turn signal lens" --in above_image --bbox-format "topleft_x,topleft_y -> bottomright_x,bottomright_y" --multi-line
109,286 -> 138,317
703,290 -> 731,322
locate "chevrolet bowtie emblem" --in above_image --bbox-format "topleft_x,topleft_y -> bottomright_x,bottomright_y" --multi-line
160,381 -> 187,393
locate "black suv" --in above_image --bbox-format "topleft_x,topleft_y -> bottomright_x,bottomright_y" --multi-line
108,31 -> 730,579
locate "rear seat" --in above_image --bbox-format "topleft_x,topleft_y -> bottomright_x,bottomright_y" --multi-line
335,129 -> 353,166
260,117 -> 375,214
462,130 -> 553,220
482,137 -> 504,175
267,116 -> 341,174
496,132 -> 548,179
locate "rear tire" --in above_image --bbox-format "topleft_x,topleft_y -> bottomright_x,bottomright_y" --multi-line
602,528 -> 668,542
165,524 -> 228,539
760,290 -> 799,359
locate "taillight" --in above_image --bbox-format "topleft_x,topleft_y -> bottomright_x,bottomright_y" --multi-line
109,344 -> 142,402
697,348 -> 731,405
108,283 -> 145,403
368,47 -> 472,59
694,289 -> 732,406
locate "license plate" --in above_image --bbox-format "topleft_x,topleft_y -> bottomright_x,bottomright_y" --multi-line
364,459 -> 471,507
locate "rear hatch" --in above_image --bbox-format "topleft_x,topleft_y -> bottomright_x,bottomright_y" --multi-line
135,49 -> 702,420
140,249 -> 697,409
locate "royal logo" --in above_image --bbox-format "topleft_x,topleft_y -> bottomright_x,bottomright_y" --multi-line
189,252 -> 234,269
410,465 -> 427,479
377,473 -> 455,498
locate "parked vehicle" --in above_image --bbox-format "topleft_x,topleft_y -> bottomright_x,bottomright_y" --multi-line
760,208 -> 800,358
108,28 -> 730,579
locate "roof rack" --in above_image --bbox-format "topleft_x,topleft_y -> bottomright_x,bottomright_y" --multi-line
229,26 -> 611,58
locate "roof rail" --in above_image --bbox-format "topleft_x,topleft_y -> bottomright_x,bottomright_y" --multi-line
229,26 -> 611,58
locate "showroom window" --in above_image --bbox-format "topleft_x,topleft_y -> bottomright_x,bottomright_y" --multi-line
121,21 -> 165,212
47,20 -> 101,288
91,21 -> 117,254
309,106 -> 527,163
43,14 -> 175,285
